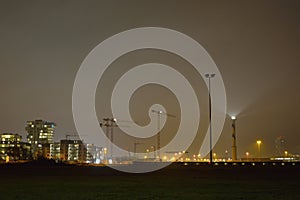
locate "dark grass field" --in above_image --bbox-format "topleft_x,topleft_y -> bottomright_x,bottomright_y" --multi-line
0,162 -> 299,200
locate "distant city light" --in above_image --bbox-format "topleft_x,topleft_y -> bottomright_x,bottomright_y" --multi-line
95,159 -> 101,164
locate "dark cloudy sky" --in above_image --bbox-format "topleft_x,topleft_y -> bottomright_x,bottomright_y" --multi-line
0,0 -> 299,158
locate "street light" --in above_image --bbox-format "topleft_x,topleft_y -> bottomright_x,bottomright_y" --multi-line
231,115 -> 237,161
256,140 -> 262,161
103,147 -> 108,163
205,73 -> 215,163
213,153 -> 217,162
146,149 -> 149,159
245,152 -> 250,161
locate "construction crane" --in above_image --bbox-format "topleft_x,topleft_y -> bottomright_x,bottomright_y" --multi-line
100,118 -> 131,160
100,118 -> 116,159
151,110 -> 176,160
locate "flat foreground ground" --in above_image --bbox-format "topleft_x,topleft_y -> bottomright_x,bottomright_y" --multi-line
0,162 -> 299,200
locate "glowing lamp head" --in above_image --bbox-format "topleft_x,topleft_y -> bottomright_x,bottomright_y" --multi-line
256,140 -> 262,145
231,116 -> 236,120
205,73 -> 215,78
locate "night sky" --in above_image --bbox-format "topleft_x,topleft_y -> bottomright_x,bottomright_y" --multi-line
0,0 -> 299,158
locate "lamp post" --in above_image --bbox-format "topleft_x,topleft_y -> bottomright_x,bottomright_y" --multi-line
213,153 -> 217,162
145,149 -> 150,159
284,150 -> 288,158
231,116 -> 237,161
245,152 -> 250,161
205,73 -> 215,163
256,140 -> 262,161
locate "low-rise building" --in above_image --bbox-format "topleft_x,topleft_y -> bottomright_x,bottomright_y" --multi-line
0,133 -> 30,162
50,139 -> 103,163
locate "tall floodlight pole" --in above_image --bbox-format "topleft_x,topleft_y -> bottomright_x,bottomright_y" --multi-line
205,73 -> 215,163
231,116 -> 237,161
256,140 -> 262,161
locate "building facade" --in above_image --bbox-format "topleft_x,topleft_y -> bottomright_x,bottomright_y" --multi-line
50,139 -> 103,163
50,142 -> 60,160
25,120 -> 56,159
0,133 -> 30,162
